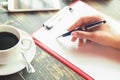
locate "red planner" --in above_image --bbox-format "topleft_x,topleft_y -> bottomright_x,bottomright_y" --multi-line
32,1 -> 120,80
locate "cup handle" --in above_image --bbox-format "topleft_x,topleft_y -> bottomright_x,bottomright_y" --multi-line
21,38 -> 32,51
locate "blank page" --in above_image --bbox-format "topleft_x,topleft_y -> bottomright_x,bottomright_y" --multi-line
33,1 -> 120,80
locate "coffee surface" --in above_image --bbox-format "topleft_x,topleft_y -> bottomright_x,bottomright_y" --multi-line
0,32 -> 19,50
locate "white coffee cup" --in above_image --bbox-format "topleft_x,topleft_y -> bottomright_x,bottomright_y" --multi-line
0,25 -> 32,64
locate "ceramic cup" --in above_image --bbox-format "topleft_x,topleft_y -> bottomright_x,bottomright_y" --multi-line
0,25 -> 32,64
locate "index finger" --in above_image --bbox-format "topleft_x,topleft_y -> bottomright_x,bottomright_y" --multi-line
67,15 -> 102,31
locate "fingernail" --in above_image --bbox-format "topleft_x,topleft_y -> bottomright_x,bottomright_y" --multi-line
71,32 -> 77,37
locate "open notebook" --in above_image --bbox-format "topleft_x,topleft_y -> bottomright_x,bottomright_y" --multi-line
32,1 -> 120,80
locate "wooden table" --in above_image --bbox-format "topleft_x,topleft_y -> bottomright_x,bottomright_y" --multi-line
0,0 -> 120,80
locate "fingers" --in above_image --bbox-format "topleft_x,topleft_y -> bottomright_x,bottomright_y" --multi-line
72,37 -> 92,47
71,36 -> 77,42
68,15 -> 104,47
71,31 -> 94,47
78,39 -> 92,47
71,36 -> 84,47
78,39 -> 84,47
71,31 -> 94,40
67,15 -> 102,31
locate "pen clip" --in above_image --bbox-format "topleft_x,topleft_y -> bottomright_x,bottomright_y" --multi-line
84,20 -> 106,30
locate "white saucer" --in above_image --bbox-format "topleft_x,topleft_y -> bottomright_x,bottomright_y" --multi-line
0,29 -> 36,76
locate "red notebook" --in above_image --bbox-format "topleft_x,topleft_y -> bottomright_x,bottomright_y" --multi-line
32,1 -> 120,80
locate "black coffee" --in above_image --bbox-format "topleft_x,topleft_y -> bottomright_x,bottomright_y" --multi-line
0,32 -> 19,50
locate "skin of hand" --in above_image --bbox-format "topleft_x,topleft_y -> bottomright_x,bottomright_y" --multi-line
67,15 -> 120,49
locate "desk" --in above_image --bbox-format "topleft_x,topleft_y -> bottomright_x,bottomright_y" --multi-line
0,0 -> 120,80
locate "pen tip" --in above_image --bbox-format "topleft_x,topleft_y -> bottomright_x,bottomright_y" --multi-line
56,35 -> 62,38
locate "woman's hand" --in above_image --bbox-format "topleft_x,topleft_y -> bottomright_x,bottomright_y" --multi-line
67,15 -> 120,49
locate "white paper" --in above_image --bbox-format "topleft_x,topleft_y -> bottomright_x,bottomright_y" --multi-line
33,1 -> 120,80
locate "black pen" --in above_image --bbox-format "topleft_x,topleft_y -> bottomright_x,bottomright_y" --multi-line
56,20 -> 106,38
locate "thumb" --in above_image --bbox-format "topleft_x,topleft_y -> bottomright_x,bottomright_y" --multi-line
71,31 -> 94,40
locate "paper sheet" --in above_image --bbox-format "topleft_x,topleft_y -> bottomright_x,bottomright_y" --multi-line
33,1 -> 120,80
